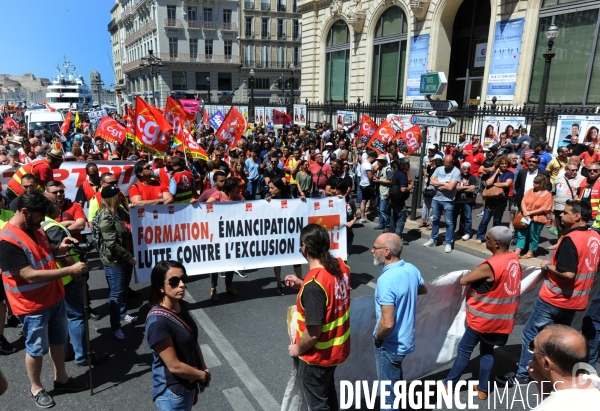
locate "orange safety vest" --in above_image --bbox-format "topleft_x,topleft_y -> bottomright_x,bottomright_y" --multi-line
6,159 -> 50,196
0,222 -> 64,315
171,169 -> 194,203
81,180 -> 98,202
578,178 -> 600,219
541,229 -> 600,310
296,258 -> 351,366
466,252 -> 522,334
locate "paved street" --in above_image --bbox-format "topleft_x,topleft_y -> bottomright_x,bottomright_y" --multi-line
0,220 -> 551,411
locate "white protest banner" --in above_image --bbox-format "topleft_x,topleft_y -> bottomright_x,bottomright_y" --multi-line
0,161 -> 136,201
131,198 -> 347,283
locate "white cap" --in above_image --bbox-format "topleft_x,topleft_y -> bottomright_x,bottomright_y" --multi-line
427,144 -> 436,150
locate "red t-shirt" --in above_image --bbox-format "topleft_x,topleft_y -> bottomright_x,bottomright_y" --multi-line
581,151 -> 600,166
308,163 -> 332,190
464,153 -> 486,177
129,181 -> 169,201
57,200 -> 87,223
33,162 -> 54,186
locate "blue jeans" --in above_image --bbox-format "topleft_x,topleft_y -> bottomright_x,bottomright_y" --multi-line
17,299 -> 68,357
582,290 -> 600,368
453,202 -> 473,236
64,280 -> 88,364
476,198 -> 507,241
155,388 -> 195,411
378,197 -> 390,228
374,344 -> 405,408
389,203 -> 407,239
516,296 -> 577,379
246,178 -> 259,199
445,325 -> 495,392
104,264 -> 133,331
431,199 -> 454,245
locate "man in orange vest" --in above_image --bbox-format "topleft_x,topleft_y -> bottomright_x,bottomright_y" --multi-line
578,161 -> 600,224
74,163 -> 100,208
371,233 -> 428,406
5,147 -> 64,204
284,224 -> 350,411
169,156 -> 196,203
497,200 -> 600,387
0,191 -> 88,408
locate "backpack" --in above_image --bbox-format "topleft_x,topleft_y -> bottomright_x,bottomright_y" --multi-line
90,213 -> 103,250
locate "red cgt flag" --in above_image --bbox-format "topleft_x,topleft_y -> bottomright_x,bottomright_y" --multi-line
60,109 -> 72,136
358,114 -> 378,144
273,109 -> 291,125
392,125 -> 423,155
95,117 -> 126,145
215,106 -> 246,147
2,116 -> 19,133
165,96 -> 189,143
366,119 -> 395,155
134,96 -> 172,155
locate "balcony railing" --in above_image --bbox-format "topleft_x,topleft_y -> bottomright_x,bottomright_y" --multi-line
277,33 -> 287,40
261,31 -> 270,39
278,5 -> 286,12
292,33 -> 301,41
157,53 -> 240,64
135,0 -> 149,8
121,7 -> 133,20
107,18 -> 116,31
293,6 -> 301,13
188,20 -> 201,29
203,21 -> 216,30
123,20 -> 157,47
220,22 -> 237,32
244,1 -> 255,9
244,30 -> 255,38
122,58 -> 142,72
242,60 -> 298,69
164,18 -> 183,28
261,2 -> 271,10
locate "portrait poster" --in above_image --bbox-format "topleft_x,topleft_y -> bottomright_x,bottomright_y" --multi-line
480,116 -> 526,150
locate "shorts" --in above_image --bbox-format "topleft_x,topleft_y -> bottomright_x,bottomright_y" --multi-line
17,299 -> 68,356
360,185 -> 374,202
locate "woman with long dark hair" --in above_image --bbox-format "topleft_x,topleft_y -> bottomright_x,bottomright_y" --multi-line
146,261 -> 210,411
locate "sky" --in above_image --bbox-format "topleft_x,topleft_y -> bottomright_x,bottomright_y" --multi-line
1,0 -> 115,86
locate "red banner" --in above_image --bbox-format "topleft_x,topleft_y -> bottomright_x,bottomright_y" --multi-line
125,107 -> 135,140
42,99 -> 56,112
134,96 -> 172,155
273,109 -> 291,125
359,114 -> 378,144
215,106 -> 246,147
60,109 -> 72,136
95,117 -> 126,145
366,120 -> 395,155
392,125 -> 423,155
179,129 -> 209,161
2,116 -> 19,133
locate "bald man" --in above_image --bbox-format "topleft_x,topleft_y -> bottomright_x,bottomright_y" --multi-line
527,324 -> 600,409
371,233 -> 427,408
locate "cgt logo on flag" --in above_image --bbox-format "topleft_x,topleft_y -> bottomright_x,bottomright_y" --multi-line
138,208 -> 145,218
246,203 -> 253,212
153,210 -> 159,219
168,206 -> 175,215
329,199 -> 334,208
281,200 -> 288,209
308,215 -> 341,250
206,204 -> 214,213
314,202 -> 320,210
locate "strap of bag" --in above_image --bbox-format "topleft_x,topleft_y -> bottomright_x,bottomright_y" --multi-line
146,306 -> 194,336
564,177 -> 575,200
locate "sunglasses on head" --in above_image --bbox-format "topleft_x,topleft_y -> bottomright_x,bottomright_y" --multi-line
165,275 -> 187,287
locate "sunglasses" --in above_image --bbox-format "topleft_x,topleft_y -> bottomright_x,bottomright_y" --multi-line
49,189 -> 65,194
105,181 -> 118,185
527,339 -> 542,355
165,275 -> 187,287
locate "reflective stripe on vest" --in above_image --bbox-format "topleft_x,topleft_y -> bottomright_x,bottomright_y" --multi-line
2,229 -> 53,269
466,304 -> 517,321
172,170 -> 193,203
7,159 -> 46,195
468,290 -> 520,305
3,280 -> 53,293
542,279 -> 593,297
41,219 -> 79,285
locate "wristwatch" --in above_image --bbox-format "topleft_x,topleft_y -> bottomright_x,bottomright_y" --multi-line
544,263 -> 551,271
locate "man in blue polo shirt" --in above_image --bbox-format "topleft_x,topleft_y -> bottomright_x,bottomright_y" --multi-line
371,233 -> 428,408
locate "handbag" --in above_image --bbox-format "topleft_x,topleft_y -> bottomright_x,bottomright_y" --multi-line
423,187 -> 436,198
482,185 -> 504,199
512,211 -> 528,229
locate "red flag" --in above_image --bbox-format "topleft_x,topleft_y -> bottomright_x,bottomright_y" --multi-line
165,96 -> 188,143
273,109 -> 291,125
392,125 -> 423,155
60,109 -> 72,136
133,96 -> 172,154
179,128 -> 209,161
359,114 -> 378,144
215,106 -> 246,147
94,117 -> 126,145
202,109 -> 209,125
366,120 -> 395,155
2,116 -> 19,133
42,99 -> 56,112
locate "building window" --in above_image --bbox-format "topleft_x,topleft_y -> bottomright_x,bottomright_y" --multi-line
255,78 -> 270,89
204,8 -> 213,21
293,20 -> 300,40
245,17 -> 253,37
371,7 -> 408,103
293,46 -> 300,66
169,37 -> 178,57
224,40 -> 232,59
190,39 -> 198,58
205,39 -> 213,56
325,20 -> 350,102
223,9 -> 232,23
277,45 -> 285,68
261,44 -> 270,67
172,71 -> 187,91
245,45 -> 255,65
167,5 -> 176,20
261,18 -> 269,39
277,19 -> 286,40
187,6 -> 197,21
278,0 -> 286,12
195,72 -> 210,89
529,9 -> 600,104
218,73 -> 232,90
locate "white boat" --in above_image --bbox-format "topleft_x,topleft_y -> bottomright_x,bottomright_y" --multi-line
45,57 -> 93,111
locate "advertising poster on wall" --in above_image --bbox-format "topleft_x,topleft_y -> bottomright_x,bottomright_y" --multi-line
474,43 -> 487,68
486,18 -> 525,101
426,127 -> 441,146
254,107 -> 265,124
293,104 -> 307,126
480,116 -> 526,150
233,105 -> 249,121
406,33 -> 430,100
553,115 -> 600,153
336,111 -> 357,126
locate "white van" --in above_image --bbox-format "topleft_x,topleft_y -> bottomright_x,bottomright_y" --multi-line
25,110 -> 65,134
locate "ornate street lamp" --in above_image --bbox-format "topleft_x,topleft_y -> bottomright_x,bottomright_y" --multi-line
206,76 -> 211,104
249,69 -> 255,122
139,49 -> 163,106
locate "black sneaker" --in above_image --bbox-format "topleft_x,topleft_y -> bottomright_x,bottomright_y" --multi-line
88,307 -> 100,321
6,315 -> 20,328
30,389 -> 54,408
76,351 -> 109,367
495,372 -> 529,388
0,335 -> 16,354
53,377 -> 88,392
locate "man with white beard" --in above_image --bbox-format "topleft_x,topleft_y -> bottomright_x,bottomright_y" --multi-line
370,233 -> 428,408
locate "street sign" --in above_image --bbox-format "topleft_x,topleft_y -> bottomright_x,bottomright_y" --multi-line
412,99 -> 458,112
419,72 -> 448,95
410,115 -> 457,128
